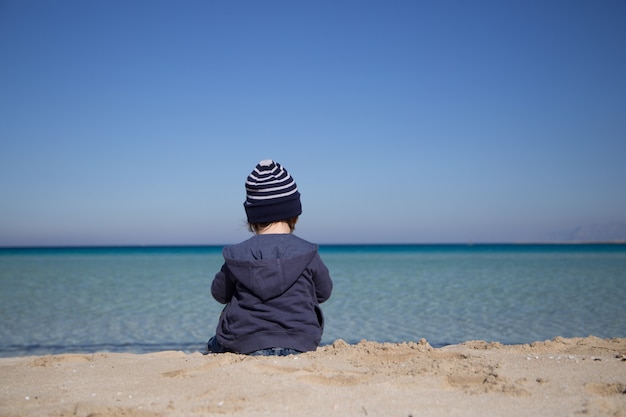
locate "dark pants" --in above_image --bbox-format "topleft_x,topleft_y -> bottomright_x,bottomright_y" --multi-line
205,336 -> 301,356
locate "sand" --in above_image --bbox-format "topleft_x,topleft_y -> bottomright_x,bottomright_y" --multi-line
1,336 -> 625,417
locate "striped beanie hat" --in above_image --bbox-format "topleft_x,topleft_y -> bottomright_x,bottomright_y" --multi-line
244,159 -> 302,224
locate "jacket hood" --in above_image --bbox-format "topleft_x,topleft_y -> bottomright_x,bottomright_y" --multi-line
222,235 -> 318,301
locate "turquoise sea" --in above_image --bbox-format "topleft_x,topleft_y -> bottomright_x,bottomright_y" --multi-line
1,244 -> 625,357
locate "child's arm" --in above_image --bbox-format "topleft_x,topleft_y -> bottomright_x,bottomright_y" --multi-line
211,263 -> 235,304
310,254 -> 333,303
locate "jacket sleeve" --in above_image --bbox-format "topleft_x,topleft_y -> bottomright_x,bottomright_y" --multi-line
310,253 -> 333,303
211,263 -> 235,304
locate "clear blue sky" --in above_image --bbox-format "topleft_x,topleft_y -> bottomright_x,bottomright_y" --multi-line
1,0 -> 625,246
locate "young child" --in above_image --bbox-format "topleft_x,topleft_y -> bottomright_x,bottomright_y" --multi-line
206,159 -> 333,356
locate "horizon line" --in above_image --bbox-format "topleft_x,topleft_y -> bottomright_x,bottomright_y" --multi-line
2,240 -> 625,250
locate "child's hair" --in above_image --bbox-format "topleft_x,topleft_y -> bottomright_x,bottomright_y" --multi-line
248,216 -> 299,234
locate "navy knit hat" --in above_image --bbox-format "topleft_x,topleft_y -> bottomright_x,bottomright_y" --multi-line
244,159 -> 302,224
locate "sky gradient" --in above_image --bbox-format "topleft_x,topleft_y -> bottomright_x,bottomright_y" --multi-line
1,0 -> 625,246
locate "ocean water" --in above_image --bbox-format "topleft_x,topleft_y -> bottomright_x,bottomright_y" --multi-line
1,244 -> 625,357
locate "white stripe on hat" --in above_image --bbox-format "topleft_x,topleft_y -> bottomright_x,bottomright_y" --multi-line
246,188 -> 299,200
246,172 -> 292,186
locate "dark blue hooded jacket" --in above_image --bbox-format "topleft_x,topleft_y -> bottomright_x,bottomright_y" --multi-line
211,234 -> 333,353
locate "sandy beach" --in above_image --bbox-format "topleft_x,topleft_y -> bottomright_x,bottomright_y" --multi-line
1,336 -> 625,417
